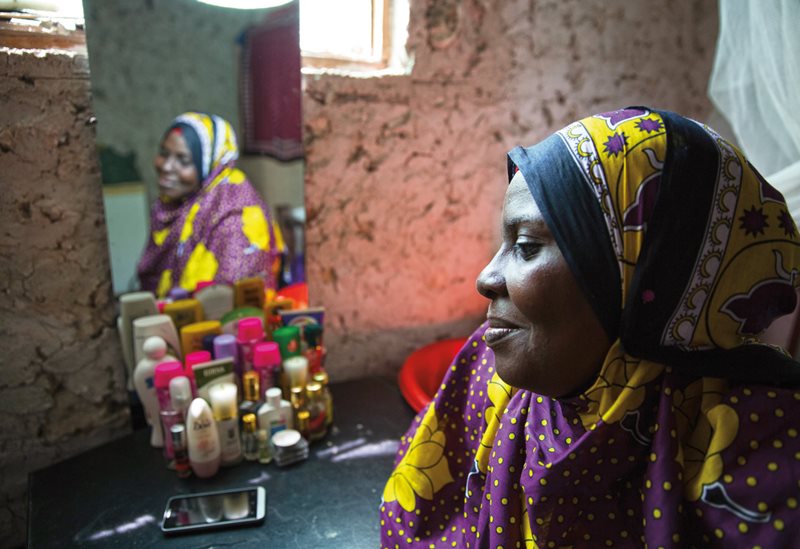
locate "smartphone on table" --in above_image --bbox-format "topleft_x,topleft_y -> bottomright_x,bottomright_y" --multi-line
160,486 -> 266,535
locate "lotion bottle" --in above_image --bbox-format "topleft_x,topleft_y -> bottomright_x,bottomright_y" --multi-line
257,387 -> 293,446
186,398 -> 221,478
133,336 -> 176,447
209,383 -> 243,466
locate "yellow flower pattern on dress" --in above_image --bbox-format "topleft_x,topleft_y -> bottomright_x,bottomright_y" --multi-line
226,168 -> 246,185
382,404 -> 454,512
242,205 -> 270,250
476,374 -> 513,473
156,269 -> 172,298
179,203 -> 201,244
179,243 -> 218,293
578,341 -> 664,431
672,378 -> 739,501
153,228 -> 169,246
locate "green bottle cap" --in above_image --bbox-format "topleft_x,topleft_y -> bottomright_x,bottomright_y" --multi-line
273,325 -> 301,358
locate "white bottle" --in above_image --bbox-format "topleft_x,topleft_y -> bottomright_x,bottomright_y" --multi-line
186,398 -> 221,478
257,387 -> 294,442
209,383 -> 243,466
194,284 -> 234,321
169,376 -> 193,421
133,336 -> 177,447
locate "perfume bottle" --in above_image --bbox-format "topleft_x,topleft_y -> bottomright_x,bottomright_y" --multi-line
170,424 -> 192,478
241,413 -> 259,462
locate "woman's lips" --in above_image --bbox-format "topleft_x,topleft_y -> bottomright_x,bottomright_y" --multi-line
484,327 -> 519,346
484,318 -> 522,347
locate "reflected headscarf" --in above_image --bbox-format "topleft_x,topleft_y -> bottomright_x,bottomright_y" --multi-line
137,112 -> 283,296
380,107 -> 800,548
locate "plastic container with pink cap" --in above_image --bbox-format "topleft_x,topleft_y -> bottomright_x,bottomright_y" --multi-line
236,317 -> 265,376
253,341 -> 282,395
184,350 -> 211,397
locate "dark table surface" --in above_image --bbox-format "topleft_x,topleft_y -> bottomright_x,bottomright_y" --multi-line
27,377 -> 416,548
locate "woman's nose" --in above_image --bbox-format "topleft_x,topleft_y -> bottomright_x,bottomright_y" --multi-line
476,249 -> 506,300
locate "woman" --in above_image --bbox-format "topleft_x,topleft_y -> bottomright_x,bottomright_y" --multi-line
381,107 -> 800,547
137,112 -> 284,297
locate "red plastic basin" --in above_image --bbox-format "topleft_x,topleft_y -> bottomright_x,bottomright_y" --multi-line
398,337 -> 468,412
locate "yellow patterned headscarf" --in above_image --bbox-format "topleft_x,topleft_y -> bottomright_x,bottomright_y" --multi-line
508,106 -> 800,385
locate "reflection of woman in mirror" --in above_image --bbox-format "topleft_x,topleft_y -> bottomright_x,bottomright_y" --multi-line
137,112 -> 284,297
381,107 -> 800,546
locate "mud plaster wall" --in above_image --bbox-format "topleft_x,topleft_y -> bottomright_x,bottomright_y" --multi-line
0,48 -> 130,547
303,0 -> 719,381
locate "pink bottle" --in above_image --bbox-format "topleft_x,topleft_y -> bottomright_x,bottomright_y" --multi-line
154,361 -> 185,462
253,342 -> 281,394
184,350 -> 211,397
236,318 -> 265,375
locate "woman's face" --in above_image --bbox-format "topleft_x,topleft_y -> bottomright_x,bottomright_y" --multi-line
154,130 -> 200,201
476,171 -> 610,397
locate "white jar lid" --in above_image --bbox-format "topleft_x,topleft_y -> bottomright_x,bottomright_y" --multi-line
272,429 -> 302,448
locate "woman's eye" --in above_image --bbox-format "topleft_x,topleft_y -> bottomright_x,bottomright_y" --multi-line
513,240 -> 541,260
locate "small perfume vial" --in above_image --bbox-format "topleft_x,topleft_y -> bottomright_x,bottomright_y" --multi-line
170,424 -> 192,478
242,413 -> 259,461
257,429 -> 272,464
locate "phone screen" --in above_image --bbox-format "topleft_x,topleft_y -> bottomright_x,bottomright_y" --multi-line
161,487 -> 265,534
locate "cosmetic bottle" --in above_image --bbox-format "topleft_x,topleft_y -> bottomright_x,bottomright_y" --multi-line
296,410 -> 311,440
236,317 -> 265,376
154,361 -> 186,463
213,333 -> 238,368
284,356 -> 309,393
289,385 -> 309,428
233,276 -> 265,309
180,320 -> 222,356
192,357 -> 236,402
272,429 -> 309,467
184,350 -> 211,397
239,371 -> 261,419
118,291 -> 158,390
209,383 -> 243,466
257,387 -> 293,445
169,376 -> 193,421
256,429 -> 271,464
163,298 -> 203,333
186,398 -> 221,478
305,382 -> 328,441
133,336 -> 177,447
132,314 -> 181,366
170,424 -> 192,479
168,287 -> 190,301
312,371 -> 334,427
201,333 -> 217,356
194,283 -> 234,321
273,325 -> 302,360
303,323 -> 324,375
252,341 -> 281,394
241,413 -> 259,462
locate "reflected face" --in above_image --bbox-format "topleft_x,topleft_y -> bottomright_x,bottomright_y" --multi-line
154,130 -> 200,201
476,171 -> 610,397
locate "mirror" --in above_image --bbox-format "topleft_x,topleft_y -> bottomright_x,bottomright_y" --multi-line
82,0 -> 304,295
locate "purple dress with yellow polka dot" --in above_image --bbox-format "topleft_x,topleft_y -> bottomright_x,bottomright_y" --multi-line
381,108 -> 800,548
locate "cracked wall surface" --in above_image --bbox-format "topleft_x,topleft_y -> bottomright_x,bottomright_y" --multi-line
304,0 -> 719,381
0,47 -> 130,547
